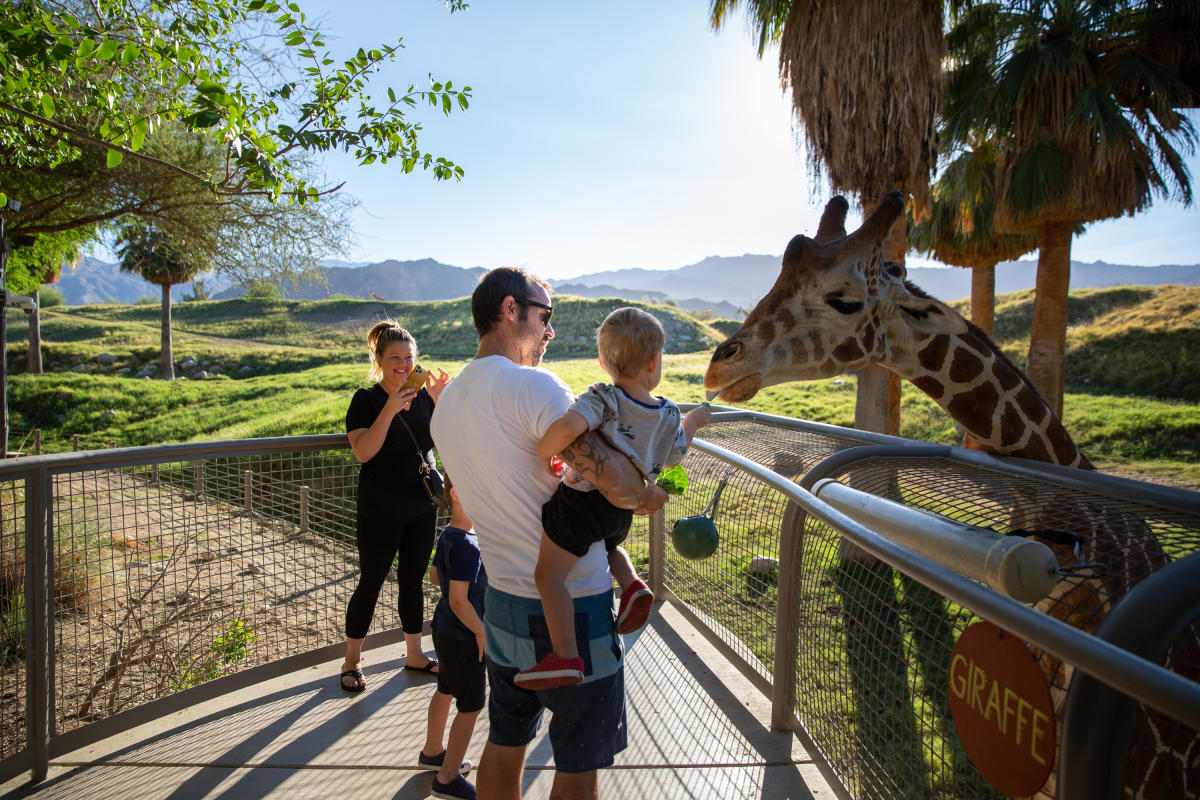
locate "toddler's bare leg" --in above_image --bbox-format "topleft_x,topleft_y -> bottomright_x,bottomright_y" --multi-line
533,532 -> 582,660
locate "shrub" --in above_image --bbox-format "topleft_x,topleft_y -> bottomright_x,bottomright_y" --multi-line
38,286 -> 65,308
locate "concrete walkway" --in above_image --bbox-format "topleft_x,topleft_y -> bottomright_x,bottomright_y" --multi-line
1,604 -> 836,799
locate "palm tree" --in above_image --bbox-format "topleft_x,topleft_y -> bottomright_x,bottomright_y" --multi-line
116,224 -> 207,380
711,0 -> 944,436
908,141 -> 1038,337
943,0 -> 1196,416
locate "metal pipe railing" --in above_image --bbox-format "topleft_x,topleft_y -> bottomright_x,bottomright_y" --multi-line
684,437 -> 1200,734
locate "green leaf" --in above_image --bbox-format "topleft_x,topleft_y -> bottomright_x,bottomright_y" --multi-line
39,93 -> 54,118
96,39 -> 119,60
131,118 -> 147,151
656,465 -> 689,496
120,42 -> 140,64
76,38 -> 96,60
0,192 -> 6,209
106,148 -> 123,168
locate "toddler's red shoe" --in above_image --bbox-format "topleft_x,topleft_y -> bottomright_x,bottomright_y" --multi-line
616,579 -> 654,634
514,654 -> 584,690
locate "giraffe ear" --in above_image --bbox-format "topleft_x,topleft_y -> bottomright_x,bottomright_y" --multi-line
896,295 -> 968,335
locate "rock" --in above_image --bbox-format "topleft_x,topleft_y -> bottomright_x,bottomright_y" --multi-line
209,365 -> 224,375
179,357 -> 197,369
201,360 -> 211,367
117,368 -> 131,375
101,410 -> 115,420
135,366 -> 155,378
70,364 -> 89,373
749,555 -> 779,574
244,562 -> 263,575
96,353 -> 117,365
238,365 -> 253,375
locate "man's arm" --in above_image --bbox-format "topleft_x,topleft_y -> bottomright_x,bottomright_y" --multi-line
560,429 -> 667,514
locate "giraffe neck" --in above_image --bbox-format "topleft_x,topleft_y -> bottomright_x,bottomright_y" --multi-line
885,320 -> 1092,468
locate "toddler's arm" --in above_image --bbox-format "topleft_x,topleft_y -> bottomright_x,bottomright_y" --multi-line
448,580 -> 486,661
538,410 -> 589,473
429,565 -> 439,586
681,404 -> 713,445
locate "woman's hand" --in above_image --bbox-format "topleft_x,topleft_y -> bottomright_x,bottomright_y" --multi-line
475,631 -> 487,662
384,385 -> 419,415
427,367 -> 452,403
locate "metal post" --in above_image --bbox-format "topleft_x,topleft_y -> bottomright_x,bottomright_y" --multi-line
648,508 -> 664,597
151,463 -> 159,484
244,469 -> 253,513
299,485 -> 310,534
26,465 -> 53,782
193,461 -> 203,497
770,500 -> 806,730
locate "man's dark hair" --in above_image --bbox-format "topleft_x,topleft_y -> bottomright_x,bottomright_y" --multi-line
471,267 -> 551,337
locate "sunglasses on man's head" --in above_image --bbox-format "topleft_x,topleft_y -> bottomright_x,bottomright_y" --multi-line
515,297 -> 553,326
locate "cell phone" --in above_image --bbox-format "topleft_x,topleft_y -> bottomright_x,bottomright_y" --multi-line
403,364 -> 429,391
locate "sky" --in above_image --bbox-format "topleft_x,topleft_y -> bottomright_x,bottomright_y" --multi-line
300,0 -> 1200,280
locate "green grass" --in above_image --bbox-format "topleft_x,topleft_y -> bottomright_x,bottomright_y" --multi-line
5,289 -> 1198,487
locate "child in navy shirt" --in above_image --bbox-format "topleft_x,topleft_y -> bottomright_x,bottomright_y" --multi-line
418,474 -> 487,800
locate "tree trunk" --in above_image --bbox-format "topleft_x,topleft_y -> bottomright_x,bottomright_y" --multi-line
1027,222 -> 1073,418
160,283 -> 174,380
28,289 -> 42,374
971,263 -> 996,337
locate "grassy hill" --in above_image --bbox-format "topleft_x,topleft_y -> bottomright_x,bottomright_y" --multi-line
5,286 -> 1198,486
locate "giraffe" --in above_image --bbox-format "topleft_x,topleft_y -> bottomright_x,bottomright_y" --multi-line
704,191 -> 1177,799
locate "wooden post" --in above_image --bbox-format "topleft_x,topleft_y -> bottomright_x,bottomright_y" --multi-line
151,463 -> 159,484
648,508 -> 665,597
71,434 -> 78,451
770,501 -> 807,731
300,485 -> 310,534
193,462 -> 204,498
244,470 -> 253,513
32,428 -> 40,455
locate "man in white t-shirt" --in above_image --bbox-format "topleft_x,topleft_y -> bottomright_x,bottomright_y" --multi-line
432,267 -> 666,800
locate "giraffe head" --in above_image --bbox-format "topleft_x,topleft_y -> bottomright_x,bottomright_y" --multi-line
705,191 -> 967,402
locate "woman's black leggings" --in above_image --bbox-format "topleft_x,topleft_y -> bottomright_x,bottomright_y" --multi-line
345,506 -> 437,638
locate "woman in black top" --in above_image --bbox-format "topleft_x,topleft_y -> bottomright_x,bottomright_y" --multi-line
340,320 -> 451,692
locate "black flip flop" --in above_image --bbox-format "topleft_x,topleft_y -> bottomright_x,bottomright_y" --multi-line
404,659 -> 439,674
340,668 -> 366,692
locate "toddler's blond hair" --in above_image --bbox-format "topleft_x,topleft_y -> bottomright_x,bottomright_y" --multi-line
596,307 -> 665,378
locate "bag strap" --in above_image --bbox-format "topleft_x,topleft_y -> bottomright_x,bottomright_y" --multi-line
394,412 -> 426,464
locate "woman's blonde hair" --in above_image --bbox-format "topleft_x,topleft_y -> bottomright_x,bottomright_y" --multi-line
366,319 -> 416,383
597,307 -> 664,378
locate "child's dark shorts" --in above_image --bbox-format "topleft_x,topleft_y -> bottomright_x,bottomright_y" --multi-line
541,483 -> 633,558
431,631 -> 486,713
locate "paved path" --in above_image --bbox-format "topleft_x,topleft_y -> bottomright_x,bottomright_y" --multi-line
2,603 -> 836,799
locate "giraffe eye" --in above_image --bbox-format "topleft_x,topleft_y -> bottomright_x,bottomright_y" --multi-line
826,295 -> 864,315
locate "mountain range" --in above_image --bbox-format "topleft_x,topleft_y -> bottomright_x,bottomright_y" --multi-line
53,254 -> 1200,318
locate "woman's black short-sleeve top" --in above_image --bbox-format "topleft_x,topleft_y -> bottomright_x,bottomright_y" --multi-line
345,384 -> 437,516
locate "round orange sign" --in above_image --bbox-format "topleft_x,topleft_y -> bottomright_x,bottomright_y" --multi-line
948,620 -> 1056,796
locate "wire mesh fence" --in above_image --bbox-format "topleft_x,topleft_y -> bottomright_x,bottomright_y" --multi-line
3,415 -> 1199,799
0,438 -> 447,765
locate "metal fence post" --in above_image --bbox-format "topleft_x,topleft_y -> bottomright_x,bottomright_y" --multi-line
770,500 -> 806,731
244,470 -> 253,513
648,508 -> 664,597
300,485 -> 310,534
151,463 -> 159,484
26,465 -> 53,782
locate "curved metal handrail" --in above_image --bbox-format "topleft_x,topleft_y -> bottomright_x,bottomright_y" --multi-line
686,437 -> 1200,733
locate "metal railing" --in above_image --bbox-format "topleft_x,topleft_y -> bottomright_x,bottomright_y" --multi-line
2,413 -> 1198,799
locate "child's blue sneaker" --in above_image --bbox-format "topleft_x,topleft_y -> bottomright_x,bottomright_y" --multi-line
417,750 -> 472,774
431,774 -> 477,800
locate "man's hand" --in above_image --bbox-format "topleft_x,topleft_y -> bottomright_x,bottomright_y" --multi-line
633,481 -> 668,516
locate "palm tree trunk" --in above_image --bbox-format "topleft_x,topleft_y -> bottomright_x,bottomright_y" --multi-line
160,283 -> 174,380
1028,222 -> 1073,417
970,263 -> 996,336
28,289 -> 42,374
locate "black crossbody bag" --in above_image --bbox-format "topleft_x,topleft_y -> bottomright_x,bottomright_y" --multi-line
396,414 -> 449,513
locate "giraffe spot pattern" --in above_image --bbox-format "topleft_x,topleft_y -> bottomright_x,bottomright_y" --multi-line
912,375 -> 944,400
947,380 -> 999,434
918,336 -> 949,373
1000,403 -> 1026,448
833,339 -> 864,364
948,346 -> 985,384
